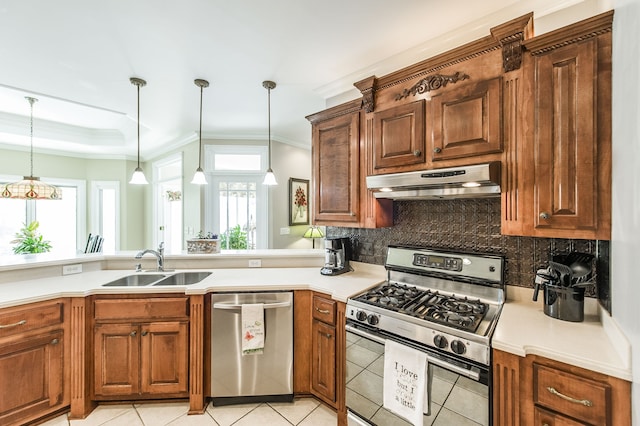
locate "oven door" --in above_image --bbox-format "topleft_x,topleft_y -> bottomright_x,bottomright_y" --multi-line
346,322 -> 491,426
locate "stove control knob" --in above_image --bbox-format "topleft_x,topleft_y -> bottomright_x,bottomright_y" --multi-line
433,335 -> 448,349
367,314 -> 379,326
355,311 -> 368,322
451,340 -> 466,355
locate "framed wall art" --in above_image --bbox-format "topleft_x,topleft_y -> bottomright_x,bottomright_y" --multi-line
289,178 -> 309,226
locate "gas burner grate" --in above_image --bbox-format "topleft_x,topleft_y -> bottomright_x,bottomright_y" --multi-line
403,290 -> 488,332
353,282 -> 425,311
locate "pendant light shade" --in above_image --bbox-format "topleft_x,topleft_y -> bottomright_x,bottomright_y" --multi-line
1,97 -> 62,200
191,79 -> 209,185
129,77 -> 148,185
262,80 -> 277,186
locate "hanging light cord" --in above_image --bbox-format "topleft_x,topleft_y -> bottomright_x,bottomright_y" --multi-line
198,83 -> 203,168
136,82 -> 141,169
26,96 -> 37,177
267,85 -> 272,169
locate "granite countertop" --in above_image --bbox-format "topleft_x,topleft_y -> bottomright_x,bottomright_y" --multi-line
493,286 -> 632,381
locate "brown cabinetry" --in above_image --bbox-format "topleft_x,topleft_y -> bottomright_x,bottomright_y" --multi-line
0,299 -> 69,425
430,77 -> 503,162
492,349 -> 630,426
93,296 -> 189,399
311,295 -> 337,405
372,100 -> 426,171
503,12 -> 612,240
307,101 -> 392,228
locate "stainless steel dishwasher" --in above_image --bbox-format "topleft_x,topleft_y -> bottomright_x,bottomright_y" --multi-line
210,291 -> 293,405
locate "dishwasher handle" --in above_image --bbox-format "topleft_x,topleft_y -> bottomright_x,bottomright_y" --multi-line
213,301 -> 291,310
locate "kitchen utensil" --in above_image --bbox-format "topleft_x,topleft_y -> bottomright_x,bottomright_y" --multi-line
549,261 -> 573,287
543,283 -> 585,322
565,252 -> 594,285
533,267 -> 557,301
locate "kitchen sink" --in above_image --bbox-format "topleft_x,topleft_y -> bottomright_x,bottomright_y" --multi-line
152,271 -> 212,286
101,274 -> 167,287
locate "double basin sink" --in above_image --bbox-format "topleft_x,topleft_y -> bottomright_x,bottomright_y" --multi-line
102,271 -> 212,287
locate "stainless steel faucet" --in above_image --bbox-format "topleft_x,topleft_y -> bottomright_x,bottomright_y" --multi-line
135,242 -> 166,271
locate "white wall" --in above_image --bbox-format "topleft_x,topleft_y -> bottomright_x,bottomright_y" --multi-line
611,0 -> 640,422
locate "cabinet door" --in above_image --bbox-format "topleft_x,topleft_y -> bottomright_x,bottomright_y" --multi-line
430,77 -> 502,161
0,330 -> 64,425
312,112 -> 360,224
372,100 -> 425,171
311,319 -> 336,404
533,40 -> 602,237
534,406 -> 589,426
94,323 -> 139,396
140,321 -> 189,395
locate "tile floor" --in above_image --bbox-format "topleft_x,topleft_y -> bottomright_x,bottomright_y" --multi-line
40,398 -> 337,426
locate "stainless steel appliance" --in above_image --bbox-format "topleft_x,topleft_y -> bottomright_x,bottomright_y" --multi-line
366,162 -> 501,200
346,245 -> 504,425
210,291 -> 293,404
321,237 -> 352,276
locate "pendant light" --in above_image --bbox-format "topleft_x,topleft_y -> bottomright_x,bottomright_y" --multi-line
191,79 -> 209,185
262,80 -> 277,186
129,77 -> 148,185
1,97 -> 62,200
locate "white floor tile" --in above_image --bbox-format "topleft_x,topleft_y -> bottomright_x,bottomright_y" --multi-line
298,404 -> 337,426
166,412 -> 220,425
135,402 -> 190,426
39,413 -> 69,426
206,402 -> 260,426
231,404 -> 291,426
268,397 -> 320,424
70,404 -> 135,426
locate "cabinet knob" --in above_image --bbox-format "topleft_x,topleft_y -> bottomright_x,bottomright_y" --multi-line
141,331 -> 148,336
413,150 -> 422,157
50,338 -> 59,345
433,147 -> 442,154
130,331 -> 137,337
325,333 -> 333,338
350,212 -> 355,217
539,212 -> 550,220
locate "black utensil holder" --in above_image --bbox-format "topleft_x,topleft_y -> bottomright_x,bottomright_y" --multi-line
543,284 -> 585,322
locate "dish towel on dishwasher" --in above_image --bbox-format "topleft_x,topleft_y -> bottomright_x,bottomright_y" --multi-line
383,339 -> 429,425
241,303 -> 265,355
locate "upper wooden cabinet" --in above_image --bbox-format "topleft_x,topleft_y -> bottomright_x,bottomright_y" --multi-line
372,100 -> 426,171
430,77 -> 503,162
307,100 -> 393,228
502,11 -> 612,240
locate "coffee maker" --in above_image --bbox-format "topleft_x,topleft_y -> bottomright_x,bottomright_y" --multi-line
320,237 -> 352,276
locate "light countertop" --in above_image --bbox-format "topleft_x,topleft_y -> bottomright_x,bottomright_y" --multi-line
494,285 -> 632,381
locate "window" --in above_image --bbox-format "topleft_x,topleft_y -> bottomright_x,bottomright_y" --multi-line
0,176 -> 86,255
91,181 -> 120,253
204,145 -> 268,250
153,154 -> 183,252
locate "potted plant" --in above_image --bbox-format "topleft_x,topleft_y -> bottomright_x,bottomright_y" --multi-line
187,231 -> 220,254
11,221 -> 52,254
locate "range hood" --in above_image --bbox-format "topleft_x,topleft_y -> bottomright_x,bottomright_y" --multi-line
366,162 -> 501,200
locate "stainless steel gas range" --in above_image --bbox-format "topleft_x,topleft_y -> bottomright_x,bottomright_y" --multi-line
345,245 -> 504,426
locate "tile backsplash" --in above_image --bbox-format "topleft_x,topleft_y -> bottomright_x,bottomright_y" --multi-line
326,198 -> 609,305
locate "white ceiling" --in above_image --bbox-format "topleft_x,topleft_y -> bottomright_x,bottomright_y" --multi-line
0,0 -> 604,160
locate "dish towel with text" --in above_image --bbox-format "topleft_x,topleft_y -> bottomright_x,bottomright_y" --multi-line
383,339 -> 429,426
241,303 -> 265,355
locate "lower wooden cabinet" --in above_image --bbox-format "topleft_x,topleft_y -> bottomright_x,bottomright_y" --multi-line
311,318 -> 336,403
493,349 -> 631,426
93,296 -> 189,399
0,299 -> 69,426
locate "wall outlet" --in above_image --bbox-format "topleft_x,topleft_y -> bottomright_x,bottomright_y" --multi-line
280,227 -> 290,235
248,259 -> 262,268
62,264 -> 83,275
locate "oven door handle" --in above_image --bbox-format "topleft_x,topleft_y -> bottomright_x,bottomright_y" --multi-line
345,324 -> 481,381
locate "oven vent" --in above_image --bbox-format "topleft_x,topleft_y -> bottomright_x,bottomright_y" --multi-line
366,162 -> 501,200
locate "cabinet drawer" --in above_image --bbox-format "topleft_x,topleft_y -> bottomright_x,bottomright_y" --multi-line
312,295 -> 336,325
534,363 -> 610,425
95,297 -> 189,321
0,300 -> 64,338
